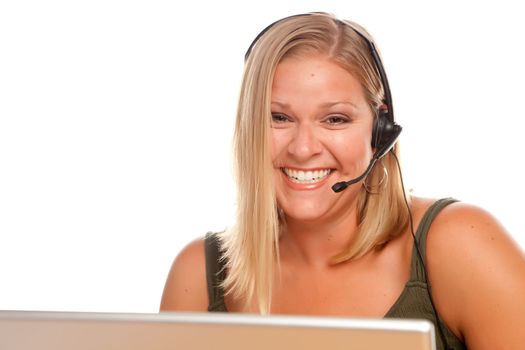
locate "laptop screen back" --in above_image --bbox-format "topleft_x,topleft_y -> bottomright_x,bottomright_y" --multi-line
0,310 -> 435,350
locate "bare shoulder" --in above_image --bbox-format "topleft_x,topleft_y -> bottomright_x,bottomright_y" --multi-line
159,237 -> 209,312
423,199 -> 525,349
427,200 -> 524,266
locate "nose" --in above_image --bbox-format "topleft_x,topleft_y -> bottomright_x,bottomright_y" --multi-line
287,123 -> 322,161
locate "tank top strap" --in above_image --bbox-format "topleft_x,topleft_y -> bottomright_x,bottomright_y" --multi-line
410,198 -> 459,281
204,232 -> 228,312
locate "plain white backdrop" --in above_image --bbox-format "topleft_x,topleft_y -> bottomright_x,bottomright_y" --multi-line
1,0 -> 524,313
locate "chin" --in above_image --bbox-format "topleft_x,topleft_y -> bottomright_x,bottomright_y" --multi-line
280,203 -> 330,223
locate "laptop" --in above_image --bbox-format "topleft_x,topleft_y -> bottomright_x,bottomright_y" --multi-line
0,310 -> 435,350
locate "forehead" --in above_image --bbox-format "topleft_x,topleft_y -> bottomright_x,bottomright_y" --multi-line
272,55 -> 365,101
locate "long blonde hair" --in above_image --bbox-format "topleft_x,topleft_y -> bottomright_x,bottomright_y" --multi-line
219,12 -> 409,314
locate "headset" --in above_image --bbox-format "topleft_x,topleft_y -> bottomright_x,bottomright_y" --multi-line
244,13 -> 452,350
244,12 -> 402,190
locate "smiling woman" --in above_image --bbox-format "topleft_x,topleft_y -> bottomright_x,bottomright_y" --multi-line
159,12 -> 525,350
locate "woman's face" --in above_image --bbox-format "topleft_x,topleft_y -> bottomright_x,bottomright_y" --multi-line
271,54 -> 374,224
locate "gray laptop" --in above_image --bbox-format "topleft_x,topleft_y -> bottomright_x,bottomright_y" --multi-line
0,310 -> 435,350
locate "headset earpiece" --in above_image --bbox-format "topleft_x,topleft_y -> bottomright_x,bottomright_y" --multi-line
371,109 -> 402,160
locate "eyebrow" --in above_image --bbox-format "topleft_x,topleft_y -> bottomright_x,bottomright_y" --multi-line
319,101 -> 359,109
271,101 -> 359,109
270,101 -> 290,108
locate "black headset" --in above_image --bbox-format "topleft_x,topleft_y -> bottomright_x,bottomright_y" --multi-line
244,12 -> 402,161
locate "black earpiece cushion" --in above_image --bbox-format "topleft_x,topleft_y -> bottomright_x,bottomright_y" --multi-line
372,112 -> 402,160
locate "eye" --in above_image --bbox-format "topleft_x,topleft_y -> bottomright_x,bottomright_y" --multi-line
271,113 -> 291,124
324,115 -> 351,125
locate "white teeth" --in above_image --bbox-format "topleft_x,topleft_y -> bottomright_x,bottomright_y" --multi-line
282,168 -> 332,184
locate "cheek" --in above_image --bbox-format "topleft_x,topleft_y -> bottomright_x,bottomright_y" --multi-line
332,131 -> 369,151
270,130 -> 287,164
328,130 -> 373,163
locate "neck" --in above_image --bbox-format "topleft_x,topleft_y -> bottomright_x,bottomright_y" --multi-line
280,204 -> 360,268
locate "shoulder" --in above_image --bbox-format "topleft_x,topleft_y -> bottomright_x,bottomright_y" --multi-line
421,199 -> 525,348
425,200 -> 521,266
159,236 -> 209,312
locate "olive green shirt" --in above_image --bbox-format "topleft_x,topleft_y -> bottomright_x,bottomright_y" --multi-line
204,198 -> 466,350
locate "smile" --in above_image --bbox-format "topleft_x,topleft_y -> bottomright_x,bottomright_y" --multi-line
281,168 -> 333,184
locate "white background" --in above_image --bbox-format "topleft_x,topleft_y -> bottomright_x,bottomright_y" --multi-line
1,0 -> 524,313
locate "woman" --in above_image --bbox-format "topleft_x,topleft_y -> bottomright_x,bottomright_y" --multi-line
160,12 -> 525,349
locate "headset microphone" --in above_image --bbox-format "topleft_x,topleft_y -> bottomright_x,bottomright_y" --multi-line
331,157 -> 379,193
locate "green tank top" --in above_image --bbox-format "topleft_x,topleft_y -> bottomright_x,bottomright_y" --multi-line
204,198 -> 466,350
